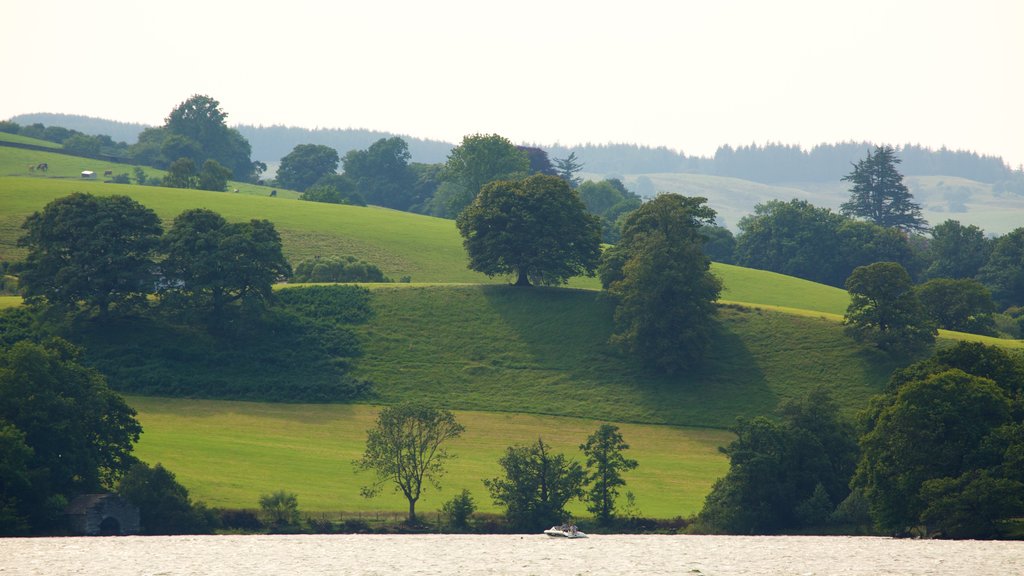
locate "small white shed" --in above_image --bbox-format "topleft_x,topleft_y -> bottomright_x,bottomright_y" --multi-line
81,170 -> 96,179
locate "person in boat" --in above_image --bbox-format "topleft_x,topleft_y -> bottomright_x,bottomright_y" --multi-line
559,522 -> 569,531
569,524 -> 578,535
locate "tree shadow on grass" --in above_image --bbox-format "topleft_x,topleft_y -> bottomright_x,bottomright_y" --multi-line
479,285 -> 773,428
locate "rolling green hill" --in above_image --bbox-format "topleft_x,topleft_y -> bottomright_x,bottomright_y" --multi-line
3,143 -> 1021,520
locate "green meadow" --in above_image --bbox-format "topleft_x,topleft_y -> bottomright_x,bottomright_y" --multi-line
2,143 -> 1021,519
129,396 -> 732,516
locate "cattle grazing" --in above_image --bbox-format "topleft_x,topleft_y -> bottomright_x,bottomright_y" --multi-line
103,170 -> 113,177
36,162 -> 48,171
270,190 -> 277,197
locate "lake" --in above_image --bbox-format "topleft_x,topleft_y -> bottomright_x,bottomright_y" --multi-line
2,534 -> 1021,575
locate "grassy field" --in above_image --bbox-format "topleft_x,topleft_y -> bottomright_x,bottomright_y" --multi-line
350,285 -> 903,428
0,133 -> 62,148
129,396 -> 732,517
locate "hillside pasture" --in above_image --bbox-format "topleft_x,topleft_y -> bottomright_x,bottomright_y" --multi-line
128,396 -> 732,517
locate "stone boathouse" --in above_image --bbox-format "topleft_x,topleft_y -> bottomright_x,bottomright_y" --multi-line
65,494 -> 140,536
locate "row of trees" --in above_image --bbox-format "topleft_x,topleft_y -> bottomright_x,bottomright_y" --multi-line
699,343 -> 1024,539
17,193 -> 289,321
355,404 -> 639,530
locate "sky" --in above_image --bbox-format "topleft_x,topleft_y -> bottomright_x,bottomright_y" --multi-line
4,0 -> 1023,167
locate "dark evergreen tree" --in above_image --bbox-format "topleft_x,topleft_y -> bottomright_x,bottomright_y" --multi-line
552,152 -> 584,188
840,146 -> 928,233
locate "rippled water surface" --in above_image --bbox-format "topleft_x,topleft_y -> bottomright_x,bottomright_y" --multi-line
2,534 -> 1022,575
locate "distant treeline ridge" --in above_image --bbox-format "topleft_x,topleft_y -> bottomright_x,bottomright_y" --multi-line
9,113 -> 1017,184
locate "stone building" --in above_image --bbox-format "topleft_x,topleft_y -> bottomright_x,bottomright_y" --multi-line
65,494 -> 141,536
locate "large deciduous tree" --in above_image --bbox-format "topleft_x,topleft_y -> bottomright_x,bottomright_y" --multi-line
277,144 -> 340,192
926,220 -> 991,280
915,278 -> 996,335
18,193 -> 162,316
342,137 -> 418,210
0,339 -> 142,533
697,389 -> 858,534
163,94 -> 258,181
484,438 -> 584,532
456,174 -> 601,287
354,404 -> 464,523
161,209 -> 291,318
599,194 -> 722,373
844,262 -> 936,353
977,227 -> 1024,309
853,344 -> 1024,537
840,145 -> 928,233
580,424 -> 638,526
441,133 -> 529,216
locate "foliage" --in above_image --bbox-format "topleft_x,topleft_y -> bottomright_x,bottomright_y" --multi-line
701,225 -> 736,264
915,278 -> 997,335
484,438 -> 585,531
456,174 -> 601,286
118,462 -> 214,534
292,256 -> 390,283
161,209 -> 291,319
600,194 -> 722,373
342,137 -> 418,210
580,424 -> 638,526
196,159 -> 232,192
18,193 -> 162,316
65,286 -> 372,402
301,173 -> 365,205
577,178 -> 642,242
978,227 -> 1024,309
259,489 -> 301,530
441,489 -> 476,531
442,133 -> 529,216
926,220 -> 991,280
355,404 -> 464,523
840,145 -> 928,233
163,157 -> 197,189
161,94 -> 259,181
844,262 -> 936,353
0,339 -> 141,533
735,199 -> 918,287
552,152 -> 584,188
276,144 -> 340,192
853,354 -> 1020,537
697,389 -> 858,534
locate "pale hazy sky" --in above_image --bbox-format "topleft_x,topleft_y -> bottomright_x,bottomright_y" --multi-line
4,0 -> 1023,167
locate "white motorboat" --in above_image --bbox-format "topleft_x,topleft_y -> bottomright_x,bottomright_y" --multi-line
543,525 -> 587,538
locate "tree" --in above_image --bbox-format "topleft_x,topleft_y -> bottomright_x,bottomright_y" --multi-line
442,133 -> 529,216
0,340 -> 141,533
18,193 -> 162,316
600,194 -> 722,373
163,157 -> 197,188
915,278 -> 996,335
552,152 -> 584,188
161,209 -> 291,318
698,389 -> 858,534
518,146 -> 557,176
301,174 -> 365,206
276,144 -> 340,192
484,438 -> 584,531
844,262 -> 936,352
163,94 -> 258,181
118,462 -> 213,534
342,137 -> 417,210
441,489 -> 476,531
580,424 -> 638,526
196,159 -> 232,192
840,145 -> 928,233
456,174 -> 601,286
355,404 -> 464,523
978,227 -> 1024,309
735,199 -> 847,286
854,368 -> 1013,535
926,220 -> 991,279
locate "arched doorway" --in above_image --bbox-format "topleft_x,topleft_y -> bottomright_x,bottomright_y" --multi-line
99,516 -> 121,536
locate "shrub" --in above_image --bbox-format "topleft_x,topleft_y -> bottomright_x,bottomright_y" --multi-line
218,509 -> 263,532
110,173 -> 131,184
259,490 -> 300,530
441,489 -> 476,531
292,256 -> 391,283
